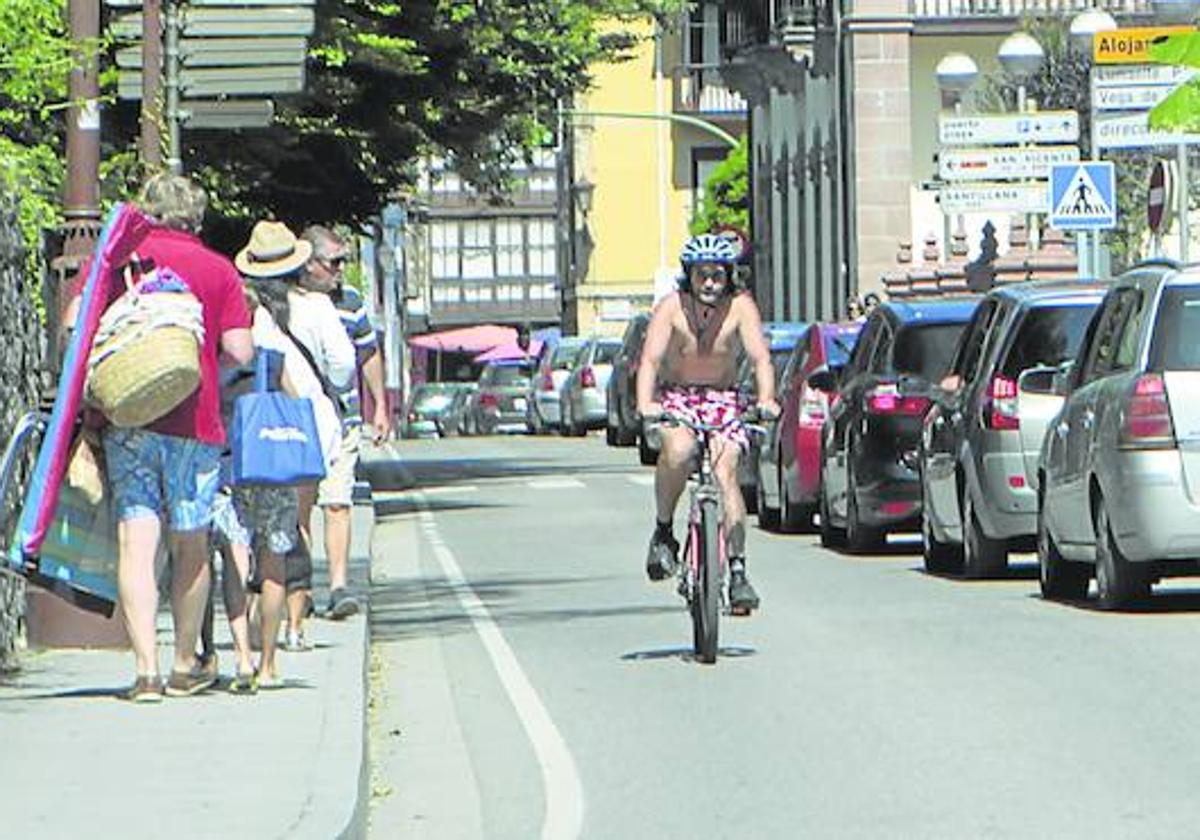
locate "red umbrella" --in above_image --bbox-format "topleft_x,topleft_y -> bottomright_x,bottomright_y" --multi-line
473,339 -> 543,363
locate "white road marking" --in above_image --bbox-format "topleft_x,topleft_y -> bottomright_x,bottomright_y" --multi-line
414,500 -> 584,839
527,478 -> 585,490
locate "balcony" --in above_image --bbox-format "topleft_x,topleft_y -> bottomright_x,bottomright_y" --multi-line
674,64 -> 749,116
428,276 -> 560,327
911,0 -> 1153,24
721,0 -> 830,53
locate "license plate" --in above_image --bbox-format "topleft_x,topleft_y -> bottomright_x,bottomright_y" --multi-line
514,398 -> 527,411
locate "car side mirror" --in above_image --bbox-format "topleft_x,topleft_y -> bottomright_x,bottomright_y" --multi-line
1051,360 -> 1075,396
807,367 -> 837,393
897,374 -> 930,397
1017,365 -> 1057,396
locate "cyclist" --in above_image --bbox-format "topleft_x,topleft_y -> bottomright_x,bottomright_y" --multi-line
637,233 -> 779,613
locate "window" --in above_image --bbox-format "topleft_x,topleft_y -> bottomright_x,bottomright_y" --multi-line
949,301 -> 996,382
1114,291 -> 1148,370
892,323 -> 969,381
431,221 -> 460,279
527,218 -> 556,276
1082,289 -> 1138,383
999,303 -> 1098,380
495,218 -> 524,277
461,220 -> 493,279
870,322 -> 894,374
1150,285 -> 1200,370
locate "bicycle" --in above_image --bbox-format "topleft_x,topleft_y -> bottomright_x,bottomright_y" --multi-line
655,409 -> 768,665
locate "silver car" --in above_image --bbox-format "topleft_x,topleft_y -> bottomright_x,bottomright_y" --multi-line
1038,263 -> 1200,609
559,336 -> 622,436
920,281 -> 1107,576
527,337 -> 588,433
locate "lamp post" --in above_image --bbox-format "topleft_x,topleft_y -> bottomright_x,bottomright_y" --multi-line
936,53 -> 978,256
997,32 -> 1045,115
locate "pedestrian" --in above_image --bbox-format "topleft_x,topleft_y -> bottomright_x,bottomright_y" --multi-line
291,225 -> 389,624
73,173 -> 254,702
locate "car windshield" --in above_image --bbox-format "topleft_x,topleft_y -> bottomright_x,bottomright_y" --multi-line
823,327 -> 860,367
892,323 -> 967,381
594,342 -> 621,364
1150,285 -> 1200,370
482,365 -> 530,387
550,343 -> 584,370
999,303 -> 1097,379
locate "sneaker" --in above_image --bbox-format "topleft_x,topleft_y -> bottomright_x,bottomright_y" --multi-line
327,588 -> 361,620
122,675 -> 164,704
646,529 -> 679,581
164,664 -> 217,697
728,567 -> 760,613
282,628 -> 312,653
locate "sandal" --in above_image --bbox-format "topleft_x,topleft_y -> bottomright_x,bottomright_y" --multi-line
122,675 -> 164,704
227,671 -> 258,696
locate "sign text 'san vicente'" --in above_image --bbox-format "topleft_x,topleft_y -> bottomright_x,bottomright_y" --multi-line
939,146 -> 1078,181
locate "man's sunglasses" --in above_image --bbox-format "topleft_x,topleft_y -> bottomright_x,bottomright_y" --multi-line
321,255 -> 348,270
691,266 -> 728,281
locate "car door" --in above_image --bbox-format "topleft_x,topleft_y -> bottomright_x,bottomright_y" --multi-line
775,337 -> 812,493
1052,289 -> 1137,548
825,315 -> 880,521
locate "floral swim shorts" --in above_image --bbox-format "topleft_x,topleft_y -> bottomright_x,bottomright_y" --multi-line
211,485 -> 298,556
659,385 -> 750,450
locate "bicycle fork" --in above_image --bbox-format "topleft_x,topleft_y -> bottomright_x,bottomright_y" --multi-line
682,483 -> 727,610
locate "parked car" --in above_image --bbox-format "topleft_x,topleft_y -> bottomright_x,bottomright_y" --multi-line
814,296 -> 979,551
920,280 -> 1107,576
403,382 -> 461,438
607,313 -> 651,449
436,383 -> 478,437
527,337 -> 588,434
758,320 -> 863,531
736,321 -> 810,513
468,360 -> 533,435
560,336 -> 623,436
1037,262 -> 1200,609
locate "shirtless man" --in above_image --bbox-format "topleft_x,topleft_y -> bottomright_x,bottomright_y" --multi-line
637,233 -> 779,613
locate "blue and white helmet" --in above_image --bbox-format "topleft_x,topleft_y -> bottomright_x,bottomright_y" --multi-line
679,233 -> 740,269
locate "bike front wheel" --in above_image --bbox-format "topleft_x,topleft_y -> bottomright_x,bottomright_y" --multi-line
691,497 -> 721,665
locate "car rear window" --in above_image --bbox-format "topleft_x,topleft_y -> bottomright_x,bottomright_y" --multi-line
892,323 -> 967,381
823,328 -> 860,367
999,303 -> 1097,379
482,366 -> 530,387
594,342 -> 621,364
1149,285 -> 1200,370
550,343 -> 584,369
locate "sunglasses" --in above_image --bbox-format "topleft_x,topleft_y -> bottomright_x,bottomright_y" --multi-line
321,255 -> 348,270
692,266 -> 728,282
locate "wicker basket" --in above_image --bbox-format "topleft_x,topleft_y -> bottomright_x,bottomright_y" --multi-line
88,325 -> 201,428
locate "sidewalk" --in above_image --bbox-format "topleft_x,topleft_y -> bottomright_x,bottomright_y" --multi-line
0,501 -> 374,840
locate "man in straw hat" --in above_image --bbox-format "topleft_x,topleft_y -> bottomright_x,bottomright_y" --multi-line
69,173 -> 255,702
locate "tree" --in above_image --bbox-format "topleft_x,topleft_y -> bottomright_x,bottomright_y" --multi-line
690,136 -> 748,236
102,0 -> 685,242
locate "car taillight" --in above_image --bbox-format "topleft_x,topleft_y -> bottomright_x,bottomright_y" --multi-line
865,383 -> 929,416
580,367 -> 596,388
984,374 -> 1020,431
540,372 -> 555,392
479,393 -> 499,409
1120,373 -> 1175,448
799,385 -> 827,426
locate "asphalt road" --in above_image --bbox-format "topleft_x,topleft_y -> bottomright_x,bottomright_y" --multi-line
364,432 -> 1200,840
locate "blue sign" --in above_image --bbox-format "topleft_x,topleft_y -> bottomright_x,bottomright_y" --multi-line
1049,162 -> 1116,230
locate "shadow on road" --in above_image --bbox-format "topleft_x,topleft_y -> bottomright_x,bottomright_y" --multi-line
373,497 -> 507,519
361,456 -> 639,492
620,645 -> 757,663
915,560 -> 1040,583
369,574 -> 679,642
1029,587 -> 1200,615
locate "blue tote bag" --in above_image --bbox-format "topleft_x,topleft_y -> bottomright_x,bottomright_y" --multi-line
230,350 -> 327,487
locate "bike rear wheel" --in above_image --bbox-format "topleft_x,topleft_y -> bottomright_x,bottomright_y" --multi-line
691,497 -> 721,664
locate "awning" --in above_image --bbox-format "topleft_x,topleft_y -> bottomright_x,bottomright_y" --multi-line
407,324 -> 515,353
473,339 -> 544,363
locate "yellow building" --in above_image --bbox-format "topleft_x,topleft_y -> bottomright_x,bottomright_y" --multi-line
564,13 -> 748,337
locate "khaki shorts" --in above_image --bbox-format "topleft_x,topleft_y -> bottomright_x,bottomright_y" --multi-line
317,423 -> 361,508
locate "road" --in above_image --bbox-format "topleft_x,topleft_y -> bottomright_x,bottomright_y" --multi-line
363,433 -> 1200,840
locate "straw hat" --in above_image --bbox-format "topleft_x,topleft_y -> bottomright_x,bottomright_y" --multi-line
235,220 -> 313,278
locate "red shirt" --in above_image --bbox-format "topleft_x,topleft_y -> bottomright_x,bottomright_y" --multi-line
94,228 -> 251,445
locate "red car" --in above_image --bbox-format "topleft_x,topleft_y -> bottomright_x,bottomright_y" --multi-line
757,320 -> 862,531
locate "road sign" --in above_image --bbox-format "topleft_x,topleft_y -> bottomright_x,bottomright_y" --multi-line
939,182 -> 1048,214
1094,112 -> 1200,149
938,112 -> 1079,146
1092,26 -> 1193,65
939,146 -> 1078,181
1148,159 -> 1175,235
111,7 -> 315,38
1091,84 -> 1176,112
1092,64 -> 1196,88
180,99 -> 275,129
118,65 -> 304,99
117,36 -> 307,69
1049,163 -> 1116,230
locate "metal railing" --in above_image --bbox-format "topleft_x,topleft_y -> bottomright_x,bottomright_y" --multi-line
674,64 -> 749,115
911,0 -> 1152,17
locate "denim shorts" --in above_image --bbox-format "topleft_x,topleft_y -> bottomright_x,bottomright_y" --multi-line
102,428 -> 222,531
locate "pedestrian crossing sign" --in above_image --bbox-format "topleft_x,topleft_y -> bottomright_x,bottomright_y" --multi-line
1049,162 -> 1116,230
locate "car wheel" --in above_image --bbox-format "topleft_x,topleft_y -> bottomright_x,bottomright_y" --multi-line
845,467 -> 885,554
757,471 -> 780,531
962,488 -> 1006,579
1094,499 -> 1150,610
638,428 -> 658,466
780,468 -> 815,533
922,504 -> 963,575
818,482 -> 845,549
528,405 -> 545,436
606,423 -> 618,446
1037,496 -> 1088,600
616,414 -> 638,447
559,401 -> 571,437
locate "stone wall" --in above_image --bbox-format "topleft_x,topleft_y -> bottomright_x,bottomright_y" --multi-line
0,196 -> 46,671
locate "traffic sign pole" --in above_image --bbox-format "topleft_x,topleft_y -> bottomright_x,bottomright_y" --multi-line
1180,143 -> 1190,262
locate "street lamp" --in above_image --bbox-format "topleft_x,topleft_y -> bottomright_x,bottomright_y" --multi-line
998,32 -> 1045,113
1069,9 -> 1118,54
935,52 -> 978,113
572,177 -> 595,215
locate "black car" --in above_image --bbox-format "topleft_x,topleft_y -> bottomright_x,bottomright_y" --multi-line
813,296 -> 980,552
606,313 -> 651,451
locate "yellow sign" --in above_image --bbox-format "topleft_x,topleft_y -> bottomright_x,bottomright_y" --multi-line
1093,26 -> 1194,64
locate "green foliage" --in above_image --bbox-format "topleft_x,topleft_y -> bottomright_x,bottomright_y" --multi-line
974,18 -> 1151,272
690,136 -> 748,236
1148,34 -> 1200,132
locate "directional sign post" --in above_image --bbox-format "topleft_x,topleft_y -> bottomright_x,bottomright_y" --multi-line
938,112 -> 1079,146
939,146 -> 1079,181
